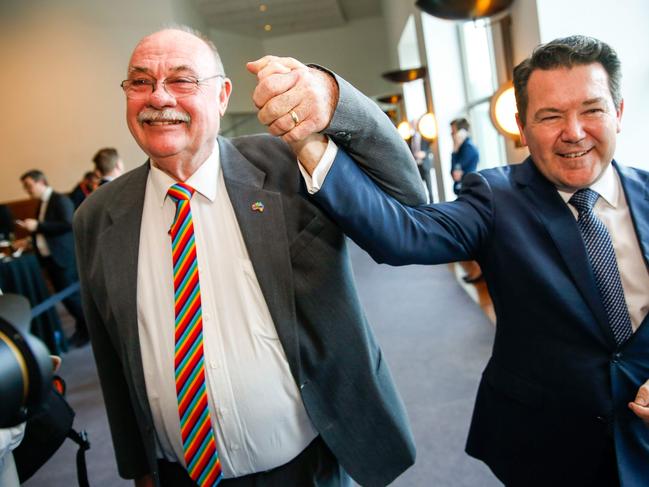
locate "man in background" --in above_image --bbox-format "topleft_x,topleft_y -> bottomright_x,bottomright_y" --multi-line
69,171 -> 99,209
17,170 -> 88,347
92,147 -> 124,185
450,117 -> 479,195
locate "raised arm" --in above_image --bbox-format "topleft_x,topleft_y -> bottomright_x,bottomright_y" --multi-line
247,56 -> 427,206
307,147 -> 493,266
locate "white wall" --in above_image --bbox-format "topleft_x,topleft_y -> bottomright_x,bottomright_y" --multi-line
1,4 -> 394,202
262,17 -> 394,101
0,0 -> 204,202
534,0 -> 649,170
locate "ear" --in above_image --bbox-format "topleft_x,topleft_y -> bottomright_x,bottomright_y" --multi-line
615,98 -> 624,133
218,78 -> 233,117
515,112 -> 528,146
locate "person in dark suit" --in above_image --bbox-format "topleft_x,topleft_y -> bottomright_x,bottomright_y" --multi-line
92,147 -> 124,185
73,27 -> 426,487
450,117 -> 479,196
0,204 -> 14,241
18,170 -> 88,347
289,35 -> 649,487
410,123 -> 433,199
68,171 -> 99,209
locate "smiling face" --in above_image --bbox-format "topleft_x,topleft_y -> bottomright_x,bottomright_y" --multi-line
516,63 -> 623,191
125,29 -> 231,175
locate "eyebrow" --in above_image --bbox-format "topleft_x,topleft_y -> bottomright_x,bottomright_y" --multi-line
533,97 -> 608,119
127,65 -> 198,76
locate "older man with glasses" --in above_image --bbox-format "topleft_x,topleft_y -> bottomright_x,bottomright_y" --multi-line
73,26 -> 426,487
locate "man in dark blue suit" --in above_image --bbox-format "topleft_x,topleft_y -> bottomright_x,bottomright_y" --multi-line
18,170 -> 88,347
282,36 -> 649,487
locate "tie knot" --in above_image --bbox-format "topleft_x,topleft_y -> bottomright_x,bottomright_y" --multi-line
167,182 -> 195,202
569,188 -> 599,215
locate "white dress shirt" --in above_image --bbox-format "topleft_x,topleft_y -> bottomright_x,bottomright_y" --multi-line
560,163 -> 649,331
35,186 -> 53,257
137,144 -> 317,478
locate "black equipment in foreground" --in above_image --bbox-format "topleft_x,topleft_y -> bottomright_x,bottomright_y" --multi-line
0,293 -> 53,428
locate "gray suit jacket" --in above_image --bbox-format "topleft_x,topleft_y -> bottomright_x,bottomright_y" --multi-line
73,74 -> 426,487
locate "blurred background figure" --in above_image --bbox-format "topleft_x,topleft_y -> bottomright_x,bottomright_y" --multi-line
450,118 -> 479,195
410,118 -> 434,200
68,171 -> 99,210
16,170 -> 88,347
91,147 -> 124,186
0,204 -> 14,242
450,118 -> 482,283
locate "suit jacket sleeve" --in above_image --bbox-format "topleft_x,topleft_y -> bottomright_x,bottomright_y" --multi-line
38,193 -> 74,236
320,70 -> 428,207
312,148 -> 494,265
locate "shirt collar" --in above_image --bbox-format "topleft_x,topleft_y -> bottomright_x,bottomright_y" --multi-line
149,142 -> 220,208
557,162 -> 620,209
41,186 -> 53,203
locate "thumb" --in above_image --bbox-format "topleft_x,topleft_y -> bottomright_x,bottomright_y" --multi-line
246,56 -> 274,75
635,382 -> 649,406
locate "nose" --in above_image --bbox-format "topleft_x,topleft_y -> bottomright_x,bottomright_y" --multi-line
561,113 -> 586,143
148,80 -> 177,108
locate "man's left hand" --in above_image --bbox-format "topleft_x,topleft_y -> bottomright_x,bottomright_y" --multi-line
16,218 -> 38,232
247,56 -> 339,143
629,379 -> 649,426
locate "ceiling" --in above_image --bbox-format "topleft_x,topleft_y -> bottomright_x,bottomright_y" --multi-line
193,0 -> 384,38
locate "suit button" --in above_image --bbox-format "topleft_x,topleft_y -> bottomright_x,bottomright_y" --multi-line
612,352 -> 623,364
596,415 -> 606,422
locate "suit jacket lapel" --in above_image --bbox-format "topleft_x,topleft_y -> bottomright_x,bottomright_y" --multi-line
99,163 -> 152,411
218,137 -> 301,380
514,158 -> 614,346
615,161 -> 649,267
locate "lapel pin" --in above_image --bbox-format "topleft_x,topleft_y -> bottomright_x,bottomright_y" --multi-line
251,201 -> 265,213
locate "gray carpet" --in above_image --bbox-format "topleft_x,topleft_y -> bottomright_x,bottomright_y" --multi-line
24,241 -> 500,486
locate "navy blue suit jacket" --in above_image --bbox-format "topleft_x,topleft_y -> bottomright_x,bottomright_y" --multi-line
451,137 -> 479,195
311,151 -> 649,487
35,191 -> 76,269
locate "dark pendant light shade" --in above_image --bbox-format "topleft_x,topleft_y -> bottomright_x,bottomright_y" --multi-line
415,0 -> 514,20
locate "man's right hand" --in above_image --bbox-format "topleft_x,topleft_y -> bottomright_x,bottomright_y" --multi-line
247,56 -> 339,144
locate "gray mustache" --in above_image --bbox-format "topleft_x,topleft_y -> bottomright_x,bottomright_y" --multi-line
137,108 -> 191,124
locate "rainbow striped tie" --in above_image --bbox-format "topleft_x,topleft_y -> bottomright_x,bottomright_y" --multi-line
168,183 -> 222,486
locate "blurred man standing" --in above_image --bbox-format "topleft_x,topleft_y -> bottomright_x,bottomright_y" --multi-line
18,170 -> 88,346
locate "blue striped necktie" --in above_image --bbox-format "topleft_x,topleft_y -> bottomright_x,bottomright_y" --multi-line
569,188 -> 633,345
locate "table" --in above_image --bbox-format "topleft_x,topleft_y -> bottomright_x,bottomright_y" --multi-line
0,253 -> 66,354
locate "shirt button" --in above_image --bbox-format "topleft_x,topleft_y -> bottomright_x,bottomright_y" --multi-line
210,361 -> 218,369
231,444 -> 240,451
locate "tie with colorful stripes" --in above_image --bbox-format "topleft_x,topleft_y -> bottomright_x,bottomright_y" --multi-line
168,182 -> 222,486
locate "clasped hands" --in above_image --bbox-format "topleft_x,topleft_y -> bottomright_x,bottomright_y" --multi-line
246,56 -> 337,173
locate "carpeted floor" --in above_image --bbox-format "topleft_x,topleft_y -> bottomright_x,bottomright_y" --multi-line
24,242 -> 500,486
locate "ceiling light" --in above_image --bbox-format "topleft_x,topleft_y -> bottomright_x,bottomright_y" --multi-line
264,24 -> 272,32
397,120 -> 413,140
490,81 -> 520,140
418,112 -> 438,140
259,4 -> 267,12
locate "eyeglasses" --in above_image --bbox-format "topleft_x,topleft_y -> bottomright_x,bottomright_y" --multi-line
120,74 -> 224,99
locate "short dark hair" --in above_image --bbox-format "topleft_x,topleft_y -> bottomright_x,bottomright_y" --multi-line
513,35 -> 622,126
450,118 -> 470,132
92,147 -> 120,176
20,169 -> 48,185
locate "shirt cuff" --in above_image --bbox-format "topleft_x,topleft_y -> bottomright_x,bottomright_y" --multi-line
298,137 -> 338,194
